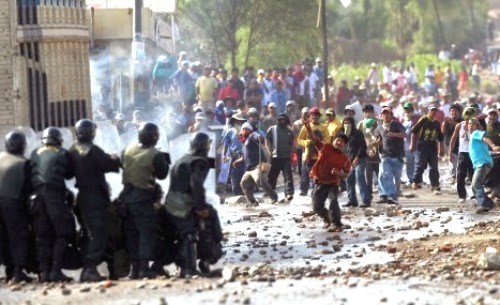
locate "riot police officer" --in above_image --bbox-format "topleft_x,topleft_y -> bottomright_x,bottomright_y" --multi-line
121,122 -> 169,279
69,119 -> 121,282
30,127 -> 75,282
164,132 -> 214,277
0,130 -> 32,282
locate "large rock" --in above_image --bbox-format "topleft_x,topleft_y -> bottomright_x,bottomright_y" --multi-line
225,196 -> 248,205
478,247 -> 500,270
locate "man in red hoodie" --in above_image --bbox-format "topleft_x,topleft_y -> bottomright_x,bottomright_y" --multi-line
304,118 -> 351,232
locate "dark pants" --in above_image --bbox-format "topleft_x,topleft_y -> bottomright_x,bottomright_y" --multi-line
197,206 -> 223,264
456,152 -> 473,199
166,212 -> 198,271
312,183 -> 341,226
76,190 -> 109,266
0,197 -> 30,268
123,188 -> 157,261
268,157 -> 294,197
412,148 -> 440,187
33,187 -> 75,273
300,160 -> 316,194
366,155 -> 380,201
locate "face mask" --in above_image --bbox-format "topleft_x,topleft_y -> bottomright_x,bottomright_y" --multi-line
344,125 -> 352,136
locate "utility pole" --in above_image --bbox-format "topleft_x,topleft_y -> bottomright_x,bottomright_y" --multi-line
321,0 -> 329,105
132,0 -> 148,109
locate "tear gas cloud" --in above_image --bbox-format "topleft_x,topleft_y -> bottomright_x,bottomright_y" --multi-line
0,124 -> 219,209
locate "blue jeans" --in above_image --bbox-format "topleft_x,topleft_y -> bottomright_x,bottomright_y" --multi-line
378,156 -> 403,200
405,149 -> 417,183
347,157 -> 370,204
300,160 -> 315,194
471,164 -> 494,209
229,159 -> 245,195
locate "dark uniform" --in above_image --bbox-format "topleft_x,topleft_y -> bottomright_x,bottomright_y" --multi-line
164,132 -> 218,277
30,127 -> 75,282
69,119 -> 121,282
0,131 -> 33,282
121,122 -> 169,279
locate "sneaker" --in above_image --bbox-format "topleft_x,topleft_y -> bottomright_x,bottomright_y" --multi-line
327,225 -> 343,232
411,183 -> 421,190
375,198 -> 388,204
299,192 -> 307,196
286,195 -> 293,202
387,198 -> 399,205
476,207 -> 490,214
271,198 -> 279,204
359,202 -> 371,208
458,198 -> 465,203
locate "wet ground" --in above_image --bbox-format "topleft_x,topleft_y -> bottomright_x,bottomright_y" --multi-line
1,176 -> 500,305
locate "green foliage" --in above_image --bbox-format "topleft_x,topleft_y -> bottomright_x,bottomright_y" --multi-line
175,0 -> 489,69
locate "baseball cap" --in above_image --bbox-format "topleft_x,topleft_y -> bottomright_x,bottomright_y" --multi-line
286,100 -> 295,106
216,100 -> 225,107
315,57 -> 322,62
427,104 -> 439,110
301,107 -> 310,114
403,102 -> 414,110
268,102 -> 277,108
488,108 -> 498,115
248,107 -> 259,116
241,122 -> 253,131
195,112 -> 206,120
381,107 -> 393,114
325,108 -> 335,115
309,107 -> 320,115
344,105 -> 355,114
257,68 -> 265,74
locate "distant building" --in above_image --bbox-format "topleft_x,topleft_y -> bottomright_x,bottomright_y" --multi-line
87,2 -> 173,112
0,0 -> 91,133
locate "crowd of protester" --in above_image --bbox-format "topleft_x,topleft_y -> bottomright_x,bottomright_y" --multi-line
97,51 -> 500,224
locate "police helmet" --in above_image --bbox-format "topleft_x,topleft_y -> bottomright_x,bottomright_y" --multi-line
42,127 -> 63,146
138,122 -> 159,146
189,132 -> 211,156
4,130 -> 26,155
75,119 -> 96,142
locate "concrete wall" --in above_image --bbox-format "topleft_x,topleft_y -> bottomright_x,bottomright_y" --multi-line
0,0 -> 92,132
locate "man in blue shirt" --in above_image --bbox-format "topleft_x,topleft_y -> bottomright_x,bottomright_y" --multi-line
469,119 -> 500,213
222,113 -> 247,195
269,80 -> 288,114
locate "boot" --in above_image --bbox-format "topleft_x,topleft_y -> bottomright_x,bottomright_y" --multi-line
107,261 -> 118,281
80,265 -> 106,283
12,267 -> 33,283
179,240 -> 199,278
129,261 -> 140,280
39,270 -> 51,283
198,260 -> 210,275
5,265 -> 13,282
151,262 -> 169,278
138,260 -> 156,279
49,269 -> 73,282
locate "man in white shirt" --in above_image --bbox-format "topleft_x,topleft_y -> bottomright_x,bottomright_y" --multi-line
382,62 -> 392,85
